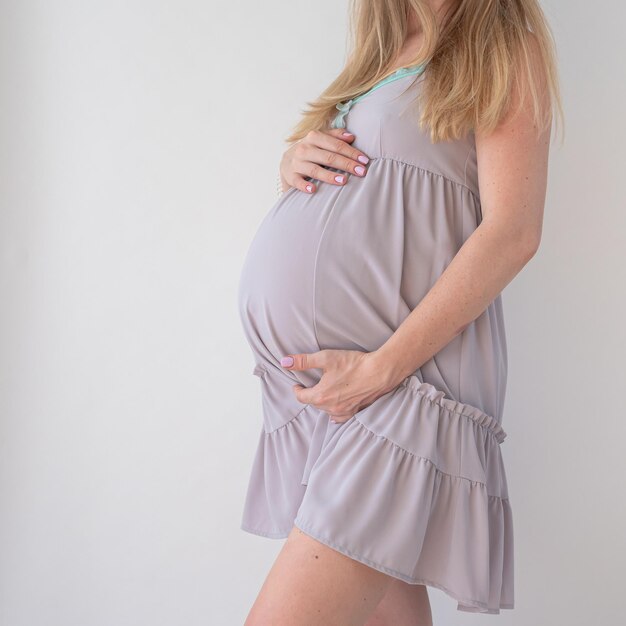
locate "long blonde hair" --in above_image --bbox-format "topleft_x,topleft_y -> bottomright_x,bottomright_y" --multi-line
284,0 -> 563,145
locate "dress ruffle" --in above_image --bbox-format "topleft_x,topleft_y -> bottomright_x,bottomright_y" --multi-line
241,364 -> 514,614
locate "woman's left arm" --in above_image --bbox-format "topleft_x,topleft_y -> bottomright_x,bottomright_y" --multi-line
373,76 -> 552,392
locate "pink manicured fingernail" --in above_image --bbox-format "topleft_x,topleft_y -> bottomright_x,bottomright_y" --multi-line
335,175 -> 345,183
358,155 -> 369,164
306,184 -> 312,192
355,165 -> 365,176
342,131 -> 353,137
280,356 -> 294,367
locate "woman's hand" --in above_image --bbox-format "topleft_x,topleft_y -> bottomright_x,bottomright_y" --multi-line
279,348 -> 396,423
279,129 -> 370,194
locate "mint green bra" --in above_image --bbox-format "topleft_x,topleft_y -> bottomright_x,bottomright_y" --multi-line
331,63 -> 427,129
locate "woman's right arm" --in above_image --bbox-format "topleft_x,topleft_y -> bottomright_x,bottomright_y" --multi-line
279,129 -> 371,195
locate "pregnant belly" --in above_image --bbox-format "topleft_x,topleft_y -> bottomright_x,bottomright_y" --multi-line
237,183 -> 341,373
237,159 -> 455,372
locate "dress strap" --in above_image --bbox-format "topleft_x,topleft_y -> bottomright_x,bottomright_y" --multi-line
331,63 -> 427,129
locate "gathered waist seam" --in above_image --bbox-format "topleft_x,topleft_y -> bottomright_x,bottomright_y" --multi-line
368,155 -> 480,201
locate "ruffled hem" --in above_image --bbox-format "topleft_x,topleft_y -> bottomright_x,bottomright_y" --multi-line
240,369 -> 514,614
291,518 -> 513,614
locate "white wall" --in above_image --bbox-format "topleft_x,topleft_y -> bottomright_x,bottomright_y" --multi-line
0,1 -> 623,624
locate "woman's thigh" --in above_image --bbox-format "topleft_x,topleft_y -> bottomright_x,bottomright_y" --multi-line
244,525 -> 394,626
365,579 -> 433,626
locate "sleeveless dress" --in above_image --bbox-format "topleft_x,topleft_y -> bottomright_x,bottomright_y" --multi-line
237,63 -> 514,614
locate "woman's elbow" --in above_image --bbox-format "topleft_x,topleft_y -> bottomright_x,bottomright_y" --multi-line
518,229 -> 542,261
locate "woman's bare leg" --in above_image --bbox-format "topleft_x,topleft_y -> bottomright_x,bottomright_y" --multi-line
244,525 -> 394,626
365,579 -> 433,626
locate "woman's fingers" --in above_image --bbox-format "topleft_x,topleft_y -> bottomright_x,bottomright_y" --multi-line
286,174 -> 317,194
279,147 -> 316,194
292,133 -> 369,188
285,157 -> 345,193
305,129 -> 371,174
301,160 -> 351,187
279,128 -> 370,194
328,127 -> 357,143
304,144 -> 369,180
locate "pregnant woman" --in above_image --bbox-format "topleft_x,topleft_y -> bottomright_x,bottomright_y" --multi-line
238,1 -> 561,624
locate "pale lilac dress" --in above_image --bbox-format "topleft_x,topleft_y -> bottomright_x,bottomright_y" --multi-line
237,63 -> 514,614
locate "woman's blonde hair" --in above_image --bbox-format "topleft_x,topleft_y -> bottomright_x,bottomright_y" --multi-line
284,0 -> 563,145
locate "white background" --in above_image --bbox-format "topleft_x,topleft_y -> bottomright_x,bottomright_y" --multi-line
1,1 -> 624,624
